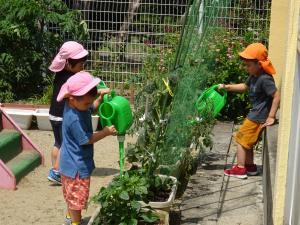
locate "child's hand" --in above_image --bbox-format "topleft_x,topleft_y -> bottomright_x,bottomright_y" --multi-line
89,125 -> 117,143
262,117 -> 275,128
93,89 -> 111,109
98,88 -> 110,96
103,125 -> 117,136
218,84 -> 226,90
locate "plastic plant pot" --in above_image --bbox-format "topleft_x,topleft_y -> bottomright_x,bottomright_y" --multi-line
2,108 -> 34,130
87,207 -> 169,225
91,115 -> 99,131
34,109 -> 52,131
139,175 -> 178,212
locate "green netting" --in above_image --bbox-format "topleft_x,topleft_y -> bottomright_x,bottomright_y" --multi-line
128,0 -> 270,170
174,0 -> 225,68
156,0 -> 226,165
174,0 -> 202,68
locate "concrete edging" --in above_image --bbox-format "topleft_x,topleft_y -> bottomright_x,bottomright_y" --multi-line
263,123 -> 278,225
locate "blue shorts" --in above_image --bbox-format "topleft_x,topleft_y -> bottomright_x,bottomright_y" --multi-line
50,120 -> 63,149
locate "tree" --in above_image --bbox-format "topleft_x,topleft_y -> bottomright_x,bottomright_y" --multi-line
0,0 -> 87,102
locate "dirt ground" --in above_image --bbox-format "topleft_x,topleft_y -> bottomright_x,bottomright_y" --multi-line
0,130 -> 135,225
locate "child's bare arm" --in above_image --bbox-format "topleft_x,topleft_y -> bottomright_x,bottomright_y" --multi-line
218,83 -> 248,93
87,126 -> 117,144
93,89 -> 110,112
262,90 -> 280,127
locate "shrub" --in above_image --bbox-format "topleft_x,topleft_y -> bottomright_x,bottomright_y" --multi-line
0,0 -> 88,102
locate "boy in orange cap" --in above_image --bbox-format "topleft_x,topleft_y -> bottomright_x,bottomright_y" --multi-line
219,43 -> 280,179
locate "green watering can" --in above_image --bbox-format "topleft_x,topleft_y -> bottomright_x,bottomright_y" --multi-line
98,89 -> 133,176
99,91 -> 133,135
195,84 -> 227,118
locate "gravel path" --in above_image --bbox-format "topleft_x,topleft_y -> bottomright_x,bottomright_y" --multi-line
181,122 -> 263,225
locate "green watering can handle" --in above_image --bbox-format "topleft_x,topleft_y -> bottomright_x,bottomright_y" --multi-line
215,84 -> 227,99
106,119 -> 113,126
99,101 -> 115,127
103,93 -> 109,103
97,81 -> 108,99
101,91 -> 116,127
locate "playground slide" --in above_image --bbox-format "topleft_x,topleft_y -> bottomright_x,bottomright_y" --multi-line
0,108 -> 44,190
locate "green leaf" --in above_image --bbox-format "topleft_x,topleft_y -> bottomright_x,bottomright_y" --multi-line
131,201 -> 141,212
128,218 -> 138,225
136,185 -> 148,195
119,191 -> 130,200
140,211 -> 160,223
154,176 -> 162,188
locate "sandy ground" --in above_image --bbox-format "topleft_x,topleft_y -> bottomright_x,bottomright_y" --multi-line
0,130 -> 135,225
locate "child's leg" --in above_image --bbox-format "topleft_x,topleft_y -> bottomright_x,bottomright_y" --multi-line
62,174 -> 90,224
48,146 -> 61,184
54,149 -> 60,171
51,146 -> 59,168
225,119 -> 262,179
48,121 -> 62,183
235,119 -> 262,167
245,148 -> 254,165
50,120 -> 63,170
224,143 -> 247,179
68,208 -> 81,224
236,143 -> 247,167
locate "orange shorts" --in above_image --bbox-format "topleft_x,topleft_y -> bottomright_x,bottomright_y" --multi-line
235,118 -> 264,150
61,174 -> 90,210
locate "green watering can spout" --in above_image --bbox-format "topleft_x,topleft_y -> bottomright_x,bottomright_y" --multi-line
117,135 -> 125,176
195,84 -> 227,118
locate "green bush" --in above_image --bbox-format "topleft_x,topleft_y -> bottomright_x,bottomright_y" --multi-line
0,0 -> 88,102
26,76 -> 53,105
126,33 -> 180,173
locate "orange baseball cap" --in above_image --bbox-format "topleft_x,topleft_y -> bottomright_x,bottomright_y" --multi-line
239,43 -> 276,75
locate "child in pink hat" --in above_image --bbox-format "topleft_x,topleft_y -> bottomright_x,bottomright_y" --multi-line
48,41 -> 89,185
57,71 -> 116,225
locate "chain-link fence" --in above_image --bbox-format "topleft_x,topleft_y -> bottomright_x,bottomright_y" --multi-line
59,0 -> 271,90
62,0 -> 189,90
204,0 -> 271,39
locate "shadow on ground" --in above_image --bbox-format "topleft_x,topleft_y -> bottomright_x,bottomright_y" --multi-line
92,167 -> 119,177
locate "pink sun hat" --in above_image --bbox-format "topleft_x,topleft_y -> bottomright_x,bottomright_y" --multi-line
57,71 -> 100,102
49,41 -> 89,72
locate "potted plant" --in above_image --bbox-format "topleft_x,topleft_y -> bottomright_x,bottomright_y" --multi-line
90,171 -> 172,225
139,174 -> 177,212
89,208 -> 169,225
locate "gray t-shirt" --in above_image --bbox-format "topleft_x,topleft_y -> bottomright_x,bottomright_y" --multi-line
245,74 -> 277,123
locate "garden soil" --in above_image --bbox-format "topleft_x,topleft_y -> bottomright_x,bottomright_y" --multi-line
0,130 -> 135,225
